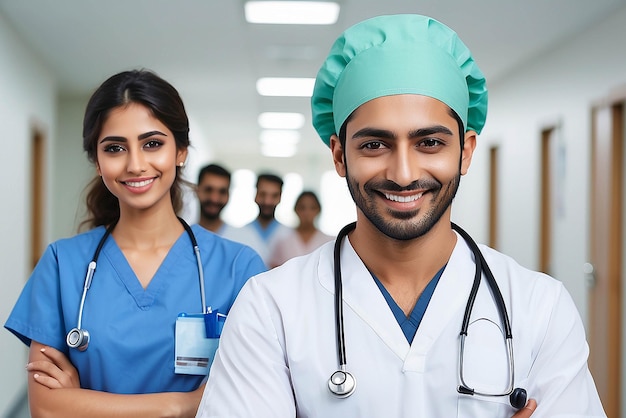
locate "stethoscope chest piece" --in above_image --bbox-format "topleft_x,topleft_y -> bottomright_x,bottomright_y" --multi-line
66,327 -> 89,351
509,387 -> 528,410
328,369 -> 356,398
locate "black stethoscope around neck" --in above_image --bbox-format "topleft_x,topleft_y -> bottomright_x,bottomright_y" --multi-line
66,217 -> 205,352
328,222 -> 528,410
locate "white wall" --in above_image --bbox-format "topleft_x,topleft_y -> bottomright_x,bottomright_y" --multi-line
0,12 -> 56,415
456,7 -> 626,415
52,97 -> 93,239
476,4 -> 626,320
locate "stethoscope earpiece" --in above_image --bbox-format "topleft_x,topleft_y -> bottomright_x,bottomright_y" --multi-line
66,327 -> 90,351
509,387 -> 528,410
328,370 -> 356,398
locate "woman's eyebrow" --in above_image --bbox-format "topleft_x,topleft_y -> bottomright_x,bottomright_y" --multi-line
99,136 -> 126,144
138,130 -> 168,140
99,130 -> 168,144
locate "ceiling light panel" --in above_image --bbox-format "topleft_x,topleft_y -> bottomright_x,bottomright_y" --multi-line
261,143 -> 298,158
258,112 -> 306,129
245,1 -> 340,25
260,129 -> 301,145
256,77 -> 315,97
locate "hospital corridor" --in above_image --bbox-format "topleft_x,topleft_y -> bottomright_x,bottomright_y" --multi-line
2,1 -> 626,417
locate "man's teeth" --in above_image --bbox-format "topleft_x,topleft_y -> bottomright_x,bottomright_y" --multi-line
384,192 -> 423,203
125,179 -> 154,187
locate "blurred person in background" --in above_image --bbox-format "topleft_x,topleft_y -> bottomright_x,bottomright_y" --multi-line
196,163 -> 239,236
224,172 -> 290,267
269,190 -> 333,268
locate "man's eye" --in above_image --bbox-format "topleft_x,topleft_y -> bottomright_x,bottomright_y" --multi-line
103,144 -> 125,153
363,141 -> 383,150
420,138 -> 442,148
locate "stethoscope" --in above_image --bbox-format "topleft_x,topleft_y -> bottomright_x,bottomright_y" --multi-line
328,222 -> 528,410
66,217 -> 206,352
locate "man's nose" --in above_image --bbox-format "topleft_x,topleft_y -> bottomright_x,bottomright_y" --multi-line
388,147 -> 421,187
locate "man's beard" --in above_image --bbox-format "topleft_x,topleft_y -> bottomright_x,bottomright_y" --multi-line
200,200 -> 224,220
346,168 -> 460,241
258,206 -> 276,221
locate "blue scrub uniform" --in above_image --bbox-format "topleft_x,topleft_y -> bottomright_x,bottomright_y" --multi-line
4,224 -> 265,394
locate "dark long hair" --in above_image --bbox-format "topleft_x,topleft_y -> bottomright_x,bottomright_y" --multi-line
294,190 -> 321,212
80,69 -> 190,230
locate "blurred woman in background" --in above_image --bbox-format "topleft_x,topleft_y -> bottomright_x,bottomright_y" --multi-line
269,190 -> 333,268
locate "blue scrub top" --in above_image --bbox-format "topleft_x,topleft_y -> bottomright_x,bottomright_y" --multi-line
4,224 -> 265,394
372,265 -> 446,343
250,218 -> 282,242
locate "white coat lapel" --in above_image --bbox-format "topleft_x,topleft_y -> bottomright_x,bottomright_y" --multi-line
404,233 -> 476,371
318,236 -> 411,360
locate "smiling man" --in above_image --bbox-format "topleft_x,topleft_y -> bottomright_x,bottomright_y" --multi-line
196,14 -> 605,418
224,172 -> 290,267
196,163 -> 237,235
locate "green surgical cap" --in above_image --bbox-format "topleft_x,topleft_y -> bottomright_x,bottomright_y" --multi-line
311,14 -> 488,146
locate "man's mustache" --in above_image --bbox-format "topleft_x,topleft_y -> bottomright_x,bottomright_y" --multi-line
364,178 -> 441,192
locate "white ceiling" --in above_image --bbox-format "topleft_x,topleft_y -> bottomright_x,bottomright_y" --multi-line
2,0 -> 626,163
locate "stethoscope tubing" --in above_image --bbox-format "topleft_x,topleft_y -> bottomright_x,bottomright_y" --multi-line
179,218 -> 207,313
451,223 -> 512,339
68,217 -> 205,350
330,221 -> 522,406
450,223 -> 517,398
75,222 -> 115,330
333,222 -> 356,368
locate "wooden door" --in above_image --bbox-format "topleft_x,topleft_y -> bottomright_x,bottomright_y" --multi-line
588,102 -> 623,417
539,127 -> 555,275
30,128 -> 45,269
488,146 -> 499,249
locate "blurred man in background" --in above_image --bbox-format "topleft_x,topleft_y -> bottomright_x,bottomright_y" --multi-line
225,172 -> 290,267
196,163 -> 238,236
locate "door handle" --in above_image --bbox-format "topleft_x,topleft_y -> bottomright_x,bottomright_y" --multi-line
583,262 -> 596,288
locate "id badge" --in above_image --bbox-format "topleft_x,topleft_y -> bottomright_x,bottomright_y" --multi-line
174,311 -> 224,375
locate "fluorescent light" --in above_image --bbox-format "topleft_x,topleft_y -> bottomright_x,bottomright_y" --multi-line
258,112 -> 306,130
260,129 -> 301,145
256,77 -> 315,97
261,143 -> 298,157
260,129 -> 300,157
245,1 -> 340,25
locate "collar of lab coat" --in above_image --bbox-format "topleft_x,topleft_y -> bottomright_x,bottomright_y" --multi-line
317,231 -> 476,366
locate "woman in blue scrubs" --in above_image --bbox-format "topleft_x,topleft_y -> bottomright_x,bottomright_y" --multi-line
4,70 -> 266,417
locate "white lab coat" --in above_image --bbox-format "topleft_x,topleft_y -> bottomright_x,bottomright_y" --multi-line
197,232 -> 606,417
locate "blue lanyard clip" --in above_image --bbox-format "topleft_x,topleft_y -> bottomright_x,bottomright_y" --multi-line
203,307 -> 226,338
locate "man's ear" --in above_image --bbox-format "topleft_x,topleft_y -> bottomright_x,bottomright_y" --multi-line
460,130 -> 477,176
330,135 -> 346,178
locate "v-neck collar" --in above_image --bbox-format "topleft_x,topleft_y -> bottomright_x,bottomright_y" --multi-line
318,232 -> 475,369
371,264 -> 446,343
100,231 -> 193,309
